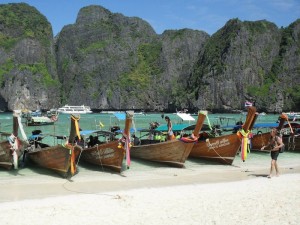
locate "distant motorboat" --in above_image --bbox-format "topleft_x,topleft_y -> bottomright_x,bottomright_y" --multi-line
57,105 -> 92,114
22,109 -> 42,118
26,116 -> 57,126
24,109 -> 59,126
244,101 -> 253,107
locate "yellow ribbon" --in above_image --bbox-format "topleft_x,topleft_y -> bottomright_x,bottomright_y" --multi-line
238,129 -> 251,161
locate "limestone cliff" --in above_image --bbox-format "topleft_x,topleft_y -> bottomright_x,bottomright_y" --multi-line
188,19 -> 300,112
0,4 -> 299,113
0,3 -> 60,111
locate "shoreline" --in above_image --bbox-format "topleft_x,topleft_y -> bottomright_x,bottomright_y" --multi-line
1,155 -> 300,203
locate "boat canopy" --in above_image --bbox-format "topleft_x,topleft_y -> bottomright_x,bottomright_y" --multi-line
113,112 -> 126,121
225,122 -> 279,130
30,116 -> 52,122
253,123 -> 280,128
176,113 -> 195,121
223,122 -> 300,131
28,133 -> 67,140
156,123 -> 211,132
156,124 -> 195,132
80,130 -> 115,137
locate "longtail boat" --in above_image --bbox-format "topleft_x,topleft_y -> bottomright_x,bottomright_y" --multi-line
280,121 -> 300,152
250,114 -> 300,152
79,111 -> 134,172
129,111 -> 207,167
25,115 -> 82,177
189,106 -> 257,165
250,126 -> 277,152
26,116 -> 57,126
0,110 -> 29,170
282,131 -> 300,152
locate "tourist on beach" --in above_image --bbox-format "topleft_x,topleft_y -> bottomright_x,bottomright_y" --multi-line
261,128 -> 284,178
165,116 -> 174,140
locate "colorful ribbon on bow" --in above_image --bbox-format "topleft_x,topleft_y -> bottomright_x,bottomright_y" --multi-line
238,129 -> 251,162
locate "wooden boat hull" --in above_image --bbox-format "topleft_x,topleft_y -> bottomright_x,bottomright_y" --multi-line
251,133 -> 300,152
190,134 -> 241,165
130,139 -> 194,167
80,141 -> 125,172
27,144 -> 82,177
250,132 -> 271,151
282,135 -> 300,152
0,140 -> 27,170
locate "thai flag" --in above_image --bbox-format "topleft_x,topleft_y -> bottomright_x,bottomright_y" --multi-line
245,101 -> 253,107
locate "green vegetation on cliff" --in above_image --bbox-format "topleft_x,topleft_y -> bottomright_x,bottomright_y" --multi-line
118,42 -> 162,95
0,3 -> 52,49
19,63 -> 59,87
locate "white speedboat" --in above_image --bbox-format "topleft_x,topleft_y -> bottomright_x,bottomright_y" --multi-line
57,105 -> 92,114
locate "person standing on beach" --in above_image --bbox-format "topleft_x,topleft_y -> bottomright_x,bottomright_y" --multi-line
165,116 -> 174,140
261,128 -> 284,178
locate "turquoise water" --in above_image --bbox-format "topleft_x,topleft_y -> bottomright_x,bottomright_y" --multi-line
0,111 -> 280,137
0,112 -> 298,178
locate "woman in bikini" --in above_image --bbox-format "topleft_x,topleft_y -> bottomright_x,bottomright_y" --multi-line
165,116 -> 174,141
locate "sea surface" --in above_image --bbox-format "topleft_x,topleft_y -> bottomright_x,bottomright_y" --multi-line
0,111 -> 280,136
0,111 -> 299,179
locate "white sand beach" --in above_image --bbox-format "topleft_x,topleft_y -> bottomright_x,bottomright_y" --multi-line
0,152 -> 300,225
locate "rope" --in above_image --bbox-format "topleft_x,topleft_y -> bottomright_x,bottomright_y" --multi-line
96,144 -> 104,171
62,179 -> 119,198
205,139 -> 230,163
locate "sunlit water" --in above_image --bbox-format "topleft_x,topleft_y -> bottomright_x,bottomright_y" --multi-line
0,112 -> 298,180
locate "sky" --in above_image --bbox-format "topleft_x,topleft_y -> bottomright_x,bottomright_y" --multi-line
1,0 -> 300,36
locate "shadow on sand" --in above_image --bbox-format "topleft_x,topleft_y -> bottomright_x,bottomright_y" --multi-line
248,173 -> 269,178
